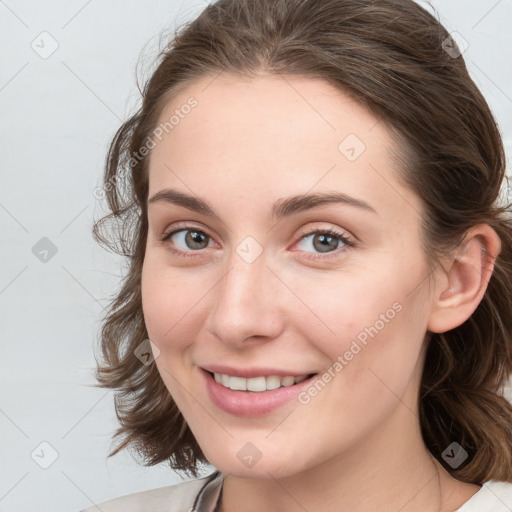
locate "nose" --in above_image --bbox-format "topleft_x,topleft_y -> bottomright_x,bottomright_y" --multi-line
206,249 -> 285,348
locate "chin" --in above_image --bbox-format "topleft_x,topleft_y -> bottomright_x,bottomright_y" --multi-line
203,443 -> 312,480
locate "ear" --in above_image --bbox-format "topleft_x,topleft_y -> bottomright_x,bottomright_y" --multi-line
427,224 -> 502,334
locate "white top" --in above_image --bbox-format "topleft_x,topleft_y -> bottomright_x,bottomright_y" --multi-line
79,470 -> 512,512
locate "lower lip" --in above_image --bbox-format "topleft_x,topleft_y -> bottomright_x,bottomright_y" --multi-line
201,368 -> 317,417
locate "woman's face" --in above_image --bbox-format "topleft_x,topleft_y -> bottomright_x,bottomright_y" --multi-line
142,73 -> 438,478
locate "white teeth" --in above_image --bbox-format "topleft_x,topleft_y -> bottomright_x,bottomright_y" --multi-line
230,376 -> 247,391
247,376 -> 266,392
212,372 -> 310,392
266,375 -> 281,390
281,376 -> 295,387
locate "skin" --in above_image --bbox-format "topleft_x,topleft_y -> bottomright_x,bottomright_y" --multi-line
141,73 -> 500,512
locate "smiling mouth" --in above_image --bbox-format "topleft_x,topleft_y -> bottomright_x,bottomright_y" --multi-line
206,371 -> 318,392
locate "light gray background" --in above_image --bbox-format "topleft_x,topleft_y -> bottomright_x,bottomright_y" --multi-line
1,1 -> 511,511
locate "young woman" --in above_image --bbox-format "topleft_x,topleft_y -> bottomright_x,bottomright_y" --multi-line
85,0 -> 512,510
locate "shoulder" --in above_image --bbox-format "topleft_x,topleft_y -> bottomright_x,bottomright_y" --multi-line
78,470 -> 222,512
457,480 -> 512,511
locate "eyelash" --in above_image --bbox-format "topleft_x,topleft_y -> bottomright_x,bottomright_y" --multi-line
159,222 -> 356,260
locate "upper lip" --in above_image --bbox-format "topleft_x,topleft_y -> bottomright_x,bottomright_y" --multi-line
201,365 -> 316,379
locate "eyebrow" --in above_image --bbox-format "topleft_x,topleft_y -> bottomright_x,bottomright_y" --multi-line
147,188 -> 377,220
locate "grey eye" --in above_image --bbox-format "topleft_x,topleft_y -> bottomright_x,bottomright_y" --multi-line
174,229 -> 210,250
297,232 -> 345,253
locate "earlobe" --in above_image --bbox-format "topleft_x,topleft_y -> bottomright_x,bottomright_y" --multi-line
427,224 -> 501,334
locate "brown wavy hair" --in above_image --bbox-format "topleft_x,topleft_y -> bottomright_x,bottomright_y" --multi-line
92,0 -> 512,482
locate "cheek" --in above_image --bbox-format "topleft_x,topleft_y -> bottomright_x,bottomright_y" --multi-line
141,257 -> 193,351
297,256 -> 430,380
141,260 -> 198,408
292,270 -> 402,350
141,262 -> 168,341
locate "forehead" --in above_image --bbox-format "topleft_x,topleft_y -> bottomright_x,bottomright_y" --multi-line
147,73 -> 421,222
152,73 -> 387,159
